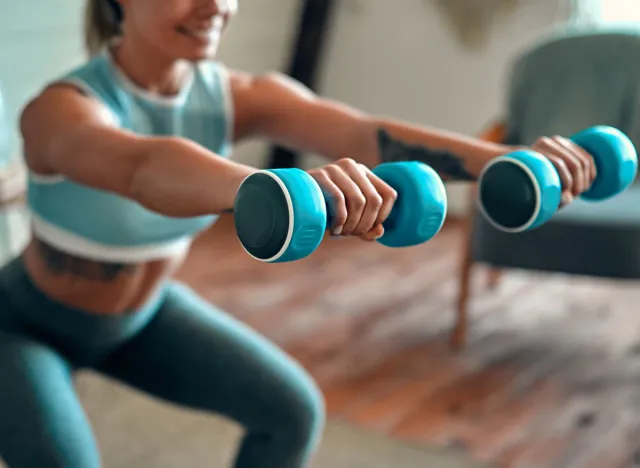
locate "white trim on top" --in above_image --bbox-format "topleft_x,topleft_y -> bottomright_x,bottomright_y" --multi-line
28,171 -> 66,184
104,48 -> 195,108
30,212 -> 193,263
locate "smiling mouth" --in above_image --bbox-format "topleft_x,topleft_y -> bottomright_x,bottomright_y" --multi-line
177,26 -> 221,43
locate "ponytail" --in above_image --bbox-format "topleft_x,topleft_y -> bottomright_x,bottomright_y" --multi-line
84,0 -> 123,56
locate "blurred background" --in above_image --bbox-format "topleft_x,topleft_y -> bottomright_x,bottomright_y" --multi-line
2,0 -> 640,467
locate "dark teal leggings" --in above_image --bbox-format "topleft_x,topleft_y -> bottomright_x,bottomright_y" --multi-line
0,256 -> 325,468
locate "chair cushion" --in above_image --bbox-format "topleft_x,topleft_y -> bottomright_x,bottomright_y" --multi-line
471,186 -> 640,279
551,184 -> 640,226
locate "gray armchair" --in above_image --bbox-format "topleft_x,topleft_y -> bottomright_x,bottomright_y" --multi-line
454,26 -> 640,349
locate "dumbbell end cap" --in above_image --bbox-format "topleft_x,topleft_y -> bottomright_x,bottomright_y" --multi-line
572,126 -> 639,201
234,169 -> 327,263
233,171 -> 294,263
477,151 -> 557,233
374,162 -> 448,247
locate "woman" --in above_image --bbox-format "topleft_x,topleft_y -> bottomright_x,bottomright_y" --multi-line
0,0 -> 596,467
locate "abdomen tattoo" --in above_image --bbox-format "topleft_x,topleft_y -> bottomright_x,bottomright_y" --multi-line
36,239 -> 138,282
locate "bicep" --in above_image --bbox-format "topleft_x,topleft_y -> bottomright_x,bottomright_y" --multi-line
20,85 -> 147,196
229,71 -> 371,160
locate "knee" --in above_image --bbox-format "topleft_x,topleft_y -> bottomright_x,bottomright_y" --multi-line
276,369 -> 326,447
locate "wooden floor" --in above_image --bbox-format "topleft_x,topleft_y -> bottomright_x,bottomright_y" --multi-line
176,215 -> 640,468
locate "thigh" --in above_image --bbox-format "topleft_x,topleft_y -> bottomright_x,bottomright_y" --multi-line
97,282 -> 324,432
0,331 -> 101,468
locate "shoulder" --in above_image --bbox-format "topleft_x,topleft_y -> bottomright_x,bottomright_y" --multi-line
22,82 -> 113,125
227,68 -> 313,98
20,80 -> 117,173
193,63 -> 318,138
22,53 -> 118,134
50,53 -> 112,92
224,68 -> 316,116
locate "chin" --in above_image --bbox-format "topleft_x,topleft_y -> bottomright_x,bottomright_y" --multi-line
177,44 -> 220,63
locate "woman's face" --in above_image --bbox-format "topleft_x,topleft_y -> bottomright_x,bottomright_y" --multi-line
118,0 -> 237,61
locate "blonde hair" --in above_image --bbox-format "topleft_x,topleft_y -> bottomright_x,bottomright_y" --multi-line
84,0 -> 123,56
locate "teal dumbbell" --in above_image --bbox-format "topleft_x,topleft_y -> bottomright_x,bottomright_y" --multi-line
232,161 -> 448,263
477,126 -> 638,232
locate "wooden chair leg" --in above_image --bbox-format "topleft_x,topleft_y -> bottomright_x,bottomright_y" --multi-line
450,121 -> 507,349
451,184 -> 477,351
452,248 -> 473,351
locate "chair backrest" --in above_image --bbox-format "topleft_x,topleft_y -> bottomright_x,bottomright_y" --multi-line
505,26 -> 640,154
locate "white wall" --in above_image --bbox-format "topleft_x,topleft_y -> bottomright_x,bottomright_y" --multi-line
601,0 -> 640,22
0,2 -> 86,162
0,0 -> 569,216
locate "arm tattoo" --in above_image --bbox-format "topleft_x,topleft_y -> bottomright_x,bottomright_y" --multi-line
377,128 -> 477,181
36,240 -> 138,282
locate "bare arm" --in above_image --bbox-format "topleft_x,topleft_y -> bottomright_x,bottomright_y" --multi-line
230,71 -> 509,181
21,85 -> 257,218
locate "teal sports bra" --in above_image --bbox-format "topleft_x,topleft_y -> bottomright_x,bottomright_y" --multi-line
27,49 -> 234,263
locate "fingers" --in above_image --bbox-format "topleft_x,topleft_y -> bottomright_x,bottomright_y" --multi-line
311,170 -> 348,235
544,152 -> 573,196
532,137 -> 580,196
559,190 -> 574,208
554,136 -> 597,188
309,158 -> 398,239
531,136 -> 598,205
362,224 -> 385,242
342,162 -> 398,235
362,166 -> 398,227
324,163 -> 371,235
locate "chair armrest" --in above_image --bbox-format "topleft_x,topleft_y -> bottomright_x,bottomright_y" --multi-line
478,119 -> 507,144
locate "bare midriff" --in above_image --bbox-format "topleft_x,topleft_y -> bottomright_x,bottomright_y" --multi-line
21,237 -> 188,315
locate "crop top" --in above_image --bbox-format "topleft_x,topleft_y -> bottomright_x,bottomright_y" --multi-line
27,49 -> 234,263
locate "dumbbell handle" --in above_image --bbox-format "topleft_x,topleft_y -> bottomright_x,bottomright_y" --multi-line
315,163 -> 448,245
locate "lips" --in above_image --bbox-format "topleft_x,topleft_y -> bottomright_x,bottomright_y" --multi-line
178,16 -> 224,44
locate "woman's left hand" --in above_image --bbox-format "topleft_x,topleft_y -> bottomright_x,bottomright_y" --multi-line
527,135 -> 598,208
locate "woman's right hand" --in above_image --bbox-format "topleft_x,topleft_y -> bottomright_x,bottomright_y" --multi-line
307,158 -> 398,241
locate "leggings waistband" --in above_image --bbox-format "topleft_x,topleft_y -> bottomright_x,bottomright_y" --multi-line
0,255 -> 166,365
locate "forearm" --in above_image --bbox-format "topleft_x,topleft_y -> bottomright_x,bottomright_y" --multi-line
130,137 -> 257,217
356,117 -> 511,181
232,72 -> 508,180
